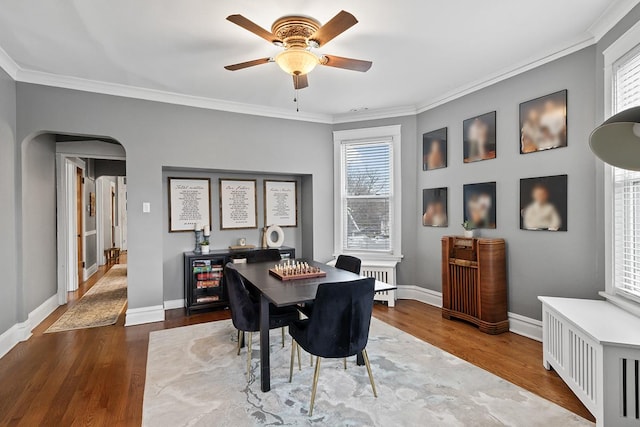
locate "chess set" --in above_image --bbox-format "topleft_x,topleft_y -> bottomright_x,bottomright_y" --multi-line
269,260 -> 327,281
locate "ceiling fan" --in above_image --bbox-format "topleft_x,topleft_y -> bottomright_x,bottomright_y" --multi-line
224,10 -> 372,90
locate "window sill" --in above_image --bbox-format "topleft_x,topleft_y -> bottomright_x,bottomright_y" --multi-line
332,252 -> 403,265
599,291 -> 640,318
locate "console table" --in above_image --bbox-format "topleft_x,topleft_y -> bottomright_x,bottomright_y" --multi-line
539,296 -> 640,426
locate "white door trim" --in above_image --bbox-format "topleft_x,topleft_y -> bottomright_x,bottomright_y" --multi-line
55,155 -> 85,305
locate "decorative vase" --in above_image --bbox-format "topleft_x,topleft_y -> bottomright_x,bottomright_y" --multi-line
201,245 -> 210,254
463,230 -> 475,238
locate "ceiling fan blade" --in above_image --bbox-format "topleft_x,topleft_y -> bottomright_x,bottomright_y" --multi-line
226,14 -> 281,44
293,74 -> 309,90
320,55 -> 372,72
224,57 -> 272,71
309,10 -> 358,47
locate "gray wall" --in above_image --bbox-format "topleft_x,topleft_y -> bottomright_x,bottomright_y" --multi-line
95,159 -> 126,178
16,84 -> 334,314
415,47 -> 598,320
0,67 -> 17,333
21,133 -> 57,313
162,169 -> 304,301
333,115 -> 418,287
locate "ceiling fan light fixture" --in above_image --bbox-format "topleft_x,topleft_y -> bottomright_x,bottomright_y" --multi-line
275,48 -> 319,76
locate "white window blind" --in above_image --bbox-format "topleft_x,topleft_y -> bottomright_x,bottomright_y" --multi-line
613,44 -> 640,298
341,141 -> 392,252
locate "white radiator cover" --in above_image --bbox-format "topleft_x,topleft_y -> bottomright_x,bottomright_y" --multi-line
327,259 -> 398,307
540,296 -> 640,427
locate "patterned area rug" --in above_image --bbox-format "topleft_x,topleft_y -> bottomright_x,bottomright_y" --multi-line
45,264 -> 127,333
142,318 -> 592,426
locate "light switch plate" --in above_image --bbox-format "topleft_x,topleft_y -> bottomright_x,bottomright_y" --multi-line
143,202 -> 151,213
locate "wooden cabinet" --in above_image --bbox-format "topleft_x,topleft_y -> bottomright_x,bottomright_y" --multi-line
441,236 -> 508,334
183,247 -> 295,314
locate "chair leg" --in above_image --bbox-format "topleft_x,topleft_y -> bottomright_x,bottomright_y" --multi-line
247,332 -> 253,378
343,357 -> 347,370
297,344 -> 302,371
289,340 -> 296,383
281,327 -> 285,348
362,349 -> 377,398
237,330 -> 243,356
309,357 -> 321,417
310,354 -> 313,367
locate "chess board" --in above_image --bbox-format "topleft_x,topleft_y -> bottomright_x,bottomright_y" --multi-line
268,268 -> 327,281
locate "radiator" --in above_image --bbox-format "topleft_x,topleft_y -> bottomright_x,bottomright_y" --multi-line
540,297 -> 640,427
361,261 -> 397,307
327,259 -> 397,307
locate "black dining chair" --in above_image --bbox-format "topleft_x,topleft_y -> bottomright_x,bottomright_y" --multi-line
247,249 -> 282,263
224,263 -> 301,378
298,255 -> 363,325
335,254 -> 362,275
289,278 -> 377,416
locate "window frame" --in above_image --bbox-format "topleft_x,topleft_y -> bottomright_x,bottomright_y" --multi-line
333,125 -> 403,262
602,19 -> 640,313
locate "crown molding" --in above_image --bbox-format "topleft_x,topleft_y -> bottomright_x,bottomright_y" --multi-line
588,0 -> 640,41
416,35 -> 595,114
332,105 -> 417,124
15,68 -> 334,124
0,0 -> 634,126
0,44 -> 19,80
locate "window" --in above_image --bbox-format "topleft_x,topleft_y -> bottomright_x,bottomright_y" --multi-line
333,125 -> 402,260
612,45 -> 640,299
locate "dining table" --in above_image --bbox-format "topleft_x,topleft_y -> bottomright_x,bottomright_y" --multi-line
233,259 -> 397,392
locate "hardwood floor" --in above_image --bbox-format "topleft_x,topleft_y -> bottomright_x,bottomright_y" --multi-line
0,267 -> 594,425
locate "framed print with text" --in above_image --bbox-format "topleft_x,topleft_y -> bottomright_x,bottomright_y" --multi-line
219,179 -> 257,230
264,180 -> 298,227
168,177 -> 211,232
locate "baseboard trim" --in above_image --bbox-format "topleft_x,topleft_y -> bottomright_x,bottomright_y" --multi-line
0,321 -> 28,359
83,263 -> 98,281
0,294 -> 59,359
396,285 -> 542,341
125,305 -> 165,326
163,299 -> 184,310
397,285 -> 442,307
508,312 -> 542,342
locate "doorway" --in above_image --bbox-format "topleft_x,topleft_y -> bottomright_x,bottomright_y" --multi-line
55,138 -> 127,306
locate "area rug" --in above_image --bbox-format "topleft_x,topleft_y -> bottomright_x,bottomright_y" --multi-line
45,264 -> 127,333
142,318 -> 592,426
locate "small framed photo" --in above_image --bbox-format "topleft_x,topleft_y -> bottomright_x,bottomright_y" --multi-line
423,128 -> 447,171
168,177 -> 212,232
423,188 -> 448,227
219,179 -> 258,230
520,90 -> 567,154
463,111 -> 496,163
520,175 -> 567,231
463,182 -> 496,229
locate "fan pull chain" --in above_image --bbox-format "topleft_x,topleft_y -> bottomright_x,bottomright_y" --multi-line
294,89 -> 299,112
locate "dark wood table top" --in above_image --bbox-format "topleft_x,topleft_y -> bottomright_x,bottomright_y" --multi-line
234,259 -> 365,307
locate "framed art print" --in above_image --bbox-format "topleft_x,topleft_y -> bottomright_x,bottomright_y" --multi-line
463,111 -> 496,163
168,177 -> 211,232
520,90 -> 567,154
264,180 -> 298,227
423,188 -> 448,227
423,128 -> 447,171
520,175 -> 567,231
463,182 -> 496,229
219,179 -> 258,230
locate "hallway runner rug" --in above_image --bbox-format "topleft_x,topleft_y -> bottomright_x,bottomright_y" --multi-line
142,318 -> 592,426
45,264 -> 127,333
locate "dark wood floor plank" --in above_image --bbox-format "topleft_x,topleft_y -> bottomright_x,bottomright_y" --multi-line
0,260 -> 593,425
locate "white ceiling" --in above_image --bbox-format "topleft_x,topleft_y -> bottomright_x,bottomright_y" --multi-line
0,0 -> 636,121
